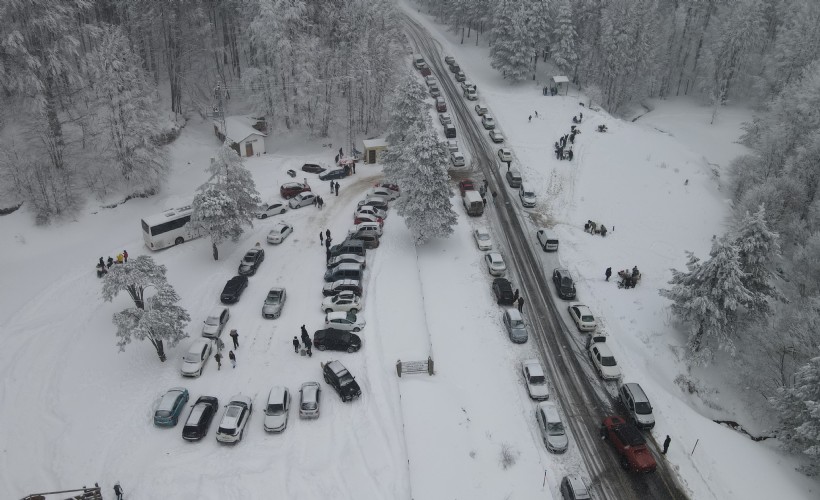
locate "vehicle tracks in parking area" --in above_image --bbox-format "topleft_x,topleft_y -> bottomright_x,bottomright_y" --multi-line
402,13 -> 688,500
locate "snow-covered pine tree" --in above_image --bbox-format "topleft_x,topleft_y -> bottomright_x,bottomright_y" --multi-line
792,233 -> 820,297
660,237 -> 755,365
771,354 -> 820,476
101,255 -> 189,361
190,186 -> 242,260
732,204 -> 781,314
83,26 -> 168,191
551,0 -> 578,74
385,75 -> 430,145
393,120 -> 457,244
490,1 -> 535,81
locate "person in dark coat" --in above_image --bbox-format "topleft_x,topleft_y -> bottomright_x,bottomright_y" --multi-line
123,250 -> 128,263
326,229 -> 331,240
335,183 -> 339,196
326,248 -> 331,262
230,329 -> 239,349
529,115 -> 532,122
567,149 -> 574,161
330,180 -> 335,192
352,163 -> 356,174
325,238 -> 331,250
301,330 -> 310,347
99,257 -> 105,268
114,483 -> 123,500
517,296 -> 524,312
483,197 -> 487,208
301,325 -> 309,341
605,267 -> 612,281
214,351 -> 222,370
229,350 -> 236,368
107,256 -> 114,268
662,435 -> 671,454
513,289 -> 519,302
556,146 -> 561,160
320,232 -> 324,245
293,336 -> 300,353
491,191 -> 498,204
305,337 -> 313,357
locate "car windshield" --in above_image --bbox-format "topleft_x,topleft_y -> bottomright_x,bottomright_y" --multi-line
266,292 -> 281,304
338,373 -> 355,386
511,319 -> 524,328
478,233 -> 490,240
302,402 -> 317,410
581,315 -> 594,322
635,402 -> 653,414
547,421 -> 565,436
600,356 -> 617,367
225,406 -> 242,418
183,352 -> 200,362
243,255 -> 254,263
266,403 -> 283,415
205,316 -> 219,326
561,278 -> 573,286
155,409 -> 171,418
524,191 -> 535,197
530,375 -> 546,384
218,426 -> 237,434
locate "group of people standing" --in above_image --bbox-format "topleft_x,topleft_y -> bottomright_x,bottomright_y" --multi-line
213,329 -> 239,370
96,250 -> 129,277
555,122 -> 581,161
293,325 -> 313,356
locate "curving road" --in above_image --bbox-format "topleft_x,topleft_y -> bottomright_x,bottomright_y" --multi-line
402,14 -> 688,500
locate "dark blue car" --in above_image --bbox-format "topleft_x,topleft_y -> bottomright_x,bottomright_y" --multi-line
319,168 -> 348,181
154,387 -> 190,427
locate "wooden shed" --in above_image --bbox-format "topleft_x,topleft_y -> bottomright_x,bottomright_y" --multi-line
551,75 -> 570,96
362,138 -> 388,164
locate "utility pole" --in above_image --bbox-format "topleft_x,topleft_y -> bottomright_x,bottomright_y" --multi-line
213,84 -> 229,141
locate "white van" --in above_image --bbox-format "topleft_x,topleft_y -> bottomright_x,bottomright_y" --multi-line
536,228 -> 559,252
413,54 -> 425,69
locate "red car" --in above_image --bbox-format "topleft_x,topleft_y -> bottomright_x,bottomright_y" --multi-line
354,213 -> 384,227
374,181 -> 400,194
600,416 -> 657,473
458,179 -> 475,197
280,182 -> 311,199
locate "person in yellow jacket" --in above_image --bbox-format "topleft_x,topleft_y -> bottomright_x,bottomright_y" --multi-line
116,253 -> 124,264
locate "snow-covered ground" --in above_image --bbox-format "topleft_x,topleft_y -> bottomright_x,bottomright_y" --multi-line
1,6 -> 818,500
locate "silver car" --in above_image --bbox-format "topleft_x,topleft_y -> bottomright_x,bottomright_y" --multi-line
473,228 -> 493,251
325,311 -> 366,332
503,308 -> 528,343
536,401 -> 569,453
522,359 -> 549,400
327,253 -> 367,269
263,386 -> 290,433
216,394 -> 253,443
519,185 -> 536,208
262,287 -> 286,319
299,382 -> 321,419
180,338 -> 214,377
288,192 -> 316,209
202,307 -> 230,338
484,252 -> 507,276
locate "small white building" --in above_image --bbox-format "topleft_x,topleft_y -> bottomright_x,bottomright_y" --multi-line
213,116 -> 267,157
362,138 -> 388,164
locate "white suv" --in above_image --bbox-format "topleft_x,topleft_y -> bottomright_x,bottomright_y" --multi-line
216,394 -> 253,443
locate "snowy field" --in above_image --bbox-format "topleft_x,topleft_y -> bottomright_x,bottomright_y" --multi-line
0,8 -> 818,500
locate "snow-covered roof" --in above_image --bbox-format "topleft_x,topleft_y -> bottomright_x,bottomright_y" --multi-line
214,116 -> 267,143
362,138 -> 388,149
552,76 -> 569,84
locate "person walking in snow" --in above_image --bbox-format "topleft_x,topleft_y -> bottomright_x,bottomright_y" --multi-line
214,351 -> 222,370
229,350 -> 236,369
305,337 -> 313,357
293,336 -> 300,353
301,325 -> 309,346
662,435 -> 671,454
330,180 -> 335,193
513,289 -> 519,302
326,248 -> 331,263
529,115 -> 532,123
335,183 -> 339,196
535,110 -> 539,118
113,483 -> 123,500
216,338 -> 225,352
230,329 -> 239,349
326,229 -> 331,240
123,250 -> 128,263
605,267 -> 612,281
517,296 -> 524,313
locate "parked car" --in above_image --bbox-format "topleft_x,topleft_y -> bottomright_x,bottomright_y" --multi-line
180,338 -> 214,377
588,341 -> 622,380
444,55 -> 455,65
356,206 -> 387,220
319,168 -> 348,181
429,85 -> 441,98
474,104 -> 488,116
568,304 -> 597,331
439,113 -> 452,125
366,187 -> 399,201
503,308 -> 528,343
182,396 -> 219,441
374,181 -> 400,194
600,416 -> 657,472
560,475 -> 593,500
216,394 -> 253,443
481,114 -> 496,129
449,63 -> 460,73
314,329 -> 362,353
485,252 -> 507,276
436,97 -> 447,112
299,382 -> 321,419
519,185 -> 537,208
263,386 -> 290,433
522,359 -> 550,400
353,232 -> 379,249
154,387 -> 189,427
357,196 -> 389,212
618,383 -> 655,429
201,307 -> 230,338
325,311 -> 365,332
256,201 -> 287,219
460,81 -> 476,92
354,213 -> 384,227
420,65 -> 431,77
497,148 -> 513,162
505,169 -> 522,188
536,401 -> 569,453
424,75 -> 437,86
446,139 -> 459,153
489,130 -> 504,143
552,269 -> 577,300
536,228 -> 559,252
280,182 -> 311,199
220,275 -> 249,304
288,192 -> 317,209
262,287 -> 286,319
349,222 -> 382,239
238,247 -> 265,275
473,228 -> 493,251
444,123 -> 457,138
451,152 -> 465,167
301,163 -> 326,174
321,291 -> 362,313
266,221 -> 293,244
322,279 -> 363,297
458,179 -> 475,196
323,360 -> 362,401
464,87 -> 478,100
328,253 -> 367,269
492,278 -> 515,305
455,71 -> 466,82
413,54 -> 425,69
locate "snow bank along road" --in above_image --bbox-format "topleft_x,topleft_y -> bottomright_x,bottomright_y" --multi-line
402,14 -> 687,500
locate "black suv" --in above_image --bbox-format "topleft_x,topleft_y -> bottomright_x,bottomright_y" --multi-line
182,396 -> 219,441
221,275 -> 249,303
238,248 -> 265,276
492,278 -> 515,305
444,123 -> 456,138
322,279 -> 363,297
322,360 -> 362,402
552,269 -> 577,300
352,232 -> 380,249
314,329 -> 362,353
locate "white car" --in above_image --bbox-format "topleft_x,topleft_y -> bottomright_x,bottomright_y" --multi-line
321,291 -> 362,314
588,341 -> 622,380
473,228 -> 493,251
327,253 -> 367,269
288,192 -> 316,209
481,114 -> 496,129
256,202 -> 287,219
351,222 -> 382,237
460,80 -> 476,92
451,152 -> 465,167
429,85 -> 441,98
325,311 -> 366,332
519,185 -> 536,208
299,382 -> 321,419
464,87 -> 478,100
568,304 -> 597,332
522,359 -> 550,401
484,252 -> 507,276
267,221 -> 293,244
536,401 -> 569,453
425,75 -> 437,87
439,113 -> 452,126
497,148 -> 512,162
356,206 -> 387,220
446,139 -> 459,153
216,394 -> 253,443
180,338 -> 214,377
489,130 -> 504,143
263,386 -> 290,433
366,187 -> 399,201
474,104 -> 488,116
201,307 -> 230,338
